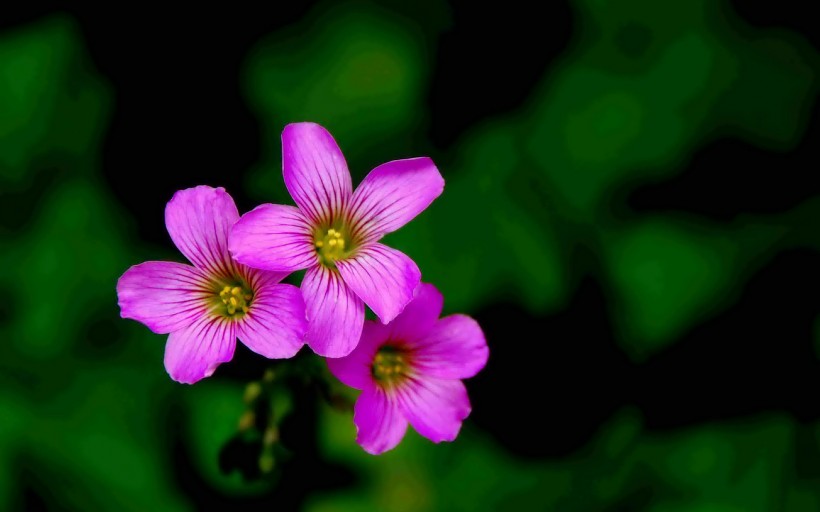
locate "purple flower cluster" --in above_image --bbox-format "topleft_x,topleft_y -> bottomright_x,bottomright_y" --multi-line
117,123 -> 488,454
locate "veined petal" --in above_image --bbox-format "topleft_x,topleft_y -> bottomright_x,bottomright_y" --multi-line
165,186 -> 239,276
229,204 -> 316,272
117,261 -> 210,334
387,283 -> 443,342
282,123 -> 352,224
164,315 -> 236,384
354,386 -> 408,455
348,157 -> 443,241
397,378 -> 471,444
237,281 -> 307,359
246,266 -> 290,290
336,244 -> 420,325
302,266 -> 365,358
327,321 -> 390,390
412,315 -> 488,380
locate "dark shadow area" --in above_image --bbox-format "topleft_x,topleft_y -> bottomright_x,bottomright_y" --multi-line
730,0 -> 820,50
469,277 -> 634,459
628,99 -> 820,221
635,248 -> 820,429
471,248 -> 820,457
37,4 -> 318,246
427,0 -> 574,147
170,374 -> 356,510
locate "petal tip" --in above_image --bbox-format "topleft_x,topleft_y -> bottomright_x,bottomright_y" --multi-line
166,184 -> 223,209
429,425 -> 463,444
282,122 -> 336,147
283,120 -> 326,131
357,437 -> 392,456
311,342 -> 357,359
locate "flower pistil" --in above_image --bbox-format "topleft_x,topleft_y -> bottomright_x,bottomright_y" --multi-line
371,345 -> 411,386
216,283 -> 253,316
314,227 -> 353,267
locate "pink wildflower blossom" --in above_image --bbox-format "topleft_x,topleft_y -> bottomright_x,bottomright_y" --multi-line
327,283 -> 488,454
229,123 -> 444,358
117,186 -> 307,384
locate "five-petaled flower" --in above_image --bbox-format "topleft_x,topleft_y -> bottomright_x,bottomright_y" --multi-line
327,283 -> 488,454
117,186 -> 308,384
229,122 -> 444,358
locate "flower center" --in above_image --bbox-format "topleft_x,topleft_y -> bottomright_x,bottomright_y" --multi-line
314,227 -> 351,267
217,284 -> 253,317
371,346 -> 411,386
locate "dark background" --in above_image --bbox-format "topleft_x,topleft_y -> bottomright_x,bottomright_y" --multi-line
2,1 -> 820,510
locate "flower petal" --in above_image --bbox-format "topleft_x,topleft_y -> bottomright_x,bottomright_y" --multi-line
387,282 -> 443,342
327,320 -> 390,390
354,386 -> 408,455
282,122 -> 352,224
397,378 -> 471,444
237,281 -> 307,359
412,315 -> 488,380
165,186 -> 239,276
348,157 -> 443,241
117,261 -> 210,334
336,244 -> 421,325
229,203 -> 316,272
302,266 -> 365,358
164,316 -> 236,384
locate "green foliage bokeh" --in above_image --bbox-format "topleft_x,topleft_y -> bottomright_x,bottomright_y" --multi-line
2,1 -> 820,510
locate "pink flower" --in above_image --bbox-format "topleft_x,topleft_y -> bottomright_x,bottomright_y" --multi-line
117,186 -> 308,384
229,123 -> 444,358
327,283 -> 488,454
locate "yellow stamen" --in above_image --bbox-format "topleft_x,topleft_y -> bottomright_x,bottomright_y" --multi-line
213,281 -> 253,318
314,226 -> 351,267
372,346 -> 410,386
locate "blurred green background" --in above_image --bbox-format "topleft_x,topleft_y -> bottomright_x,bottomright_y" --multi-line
3,1 -> 820,510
